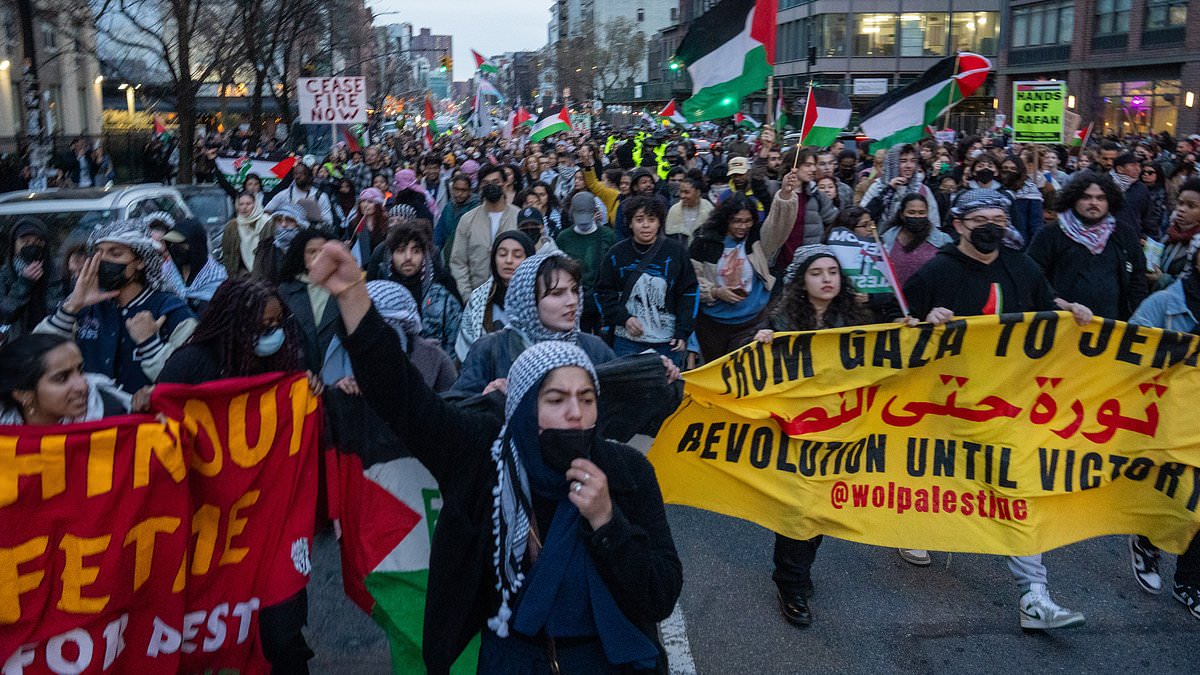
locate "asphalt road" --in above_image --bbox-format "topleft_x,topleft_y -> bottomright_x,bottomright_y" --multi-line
307,451 -> 1199,674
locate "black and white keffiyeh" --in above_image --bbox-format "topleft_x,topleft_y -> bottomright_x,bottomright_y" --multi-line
87,218 -> 167,291
366,280 -> 422,350
487,341 -> 598,637
504,249 -> 581,345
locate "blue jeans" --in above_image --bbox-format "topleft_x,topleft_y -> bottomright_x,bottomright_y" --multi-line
613,335 -> 684,367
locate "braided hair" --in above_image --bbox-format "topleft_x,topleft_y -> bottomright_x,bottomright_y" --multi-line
187,278 -> 303,377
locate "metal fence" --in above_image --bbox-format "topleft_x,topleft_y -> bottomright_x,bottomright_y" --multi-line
0,131 -> 158,185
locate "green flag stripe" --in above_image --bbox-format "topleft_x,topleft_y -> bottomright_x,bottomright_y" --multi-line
682,46 -> 772,122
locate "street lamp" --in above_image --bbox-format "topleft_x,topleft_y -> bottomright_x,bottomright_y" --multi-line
118,83 -> 139,115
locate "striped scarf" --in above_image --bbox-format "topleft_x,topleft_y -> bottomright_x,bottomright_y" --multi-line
1058,210 -> 1116,255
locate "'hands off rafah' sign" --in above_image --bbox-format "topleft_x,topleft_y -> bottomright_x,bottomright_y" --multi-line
298,77 -> 367,124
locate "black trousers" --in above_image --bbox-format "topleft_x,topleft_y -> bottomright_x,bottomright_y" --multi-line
772,534 -> 823,596
1140,532 -> 1200,587
260,589 -> 313,674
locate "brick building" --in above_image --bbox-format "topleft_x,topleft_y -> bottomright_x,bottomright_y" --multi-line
998,0 -> 1199,137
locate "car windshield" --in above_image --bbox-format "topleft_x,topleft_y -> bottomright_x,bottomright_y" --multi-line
0,210 -> 115,260
182,192 -> 228,227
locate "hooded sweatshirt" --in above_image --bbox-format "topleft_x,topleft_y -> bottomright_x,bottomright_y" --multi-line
902,244 -> 1057,319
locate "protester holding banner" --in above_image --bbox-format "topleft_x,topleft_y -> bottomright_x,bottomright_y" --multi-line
36,219 -> 197,394
1028,172 -> 1148,321
689,171 -> 799,362
156,276 -> 315,672
902,188 -> 1093,630
879,194 -> 954,289
307,239 -> 682,673
0,333 -> 131,424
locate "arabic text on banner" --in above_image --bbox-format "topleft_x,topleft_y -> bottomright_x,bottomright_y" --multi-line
647,312 -> 1200,555
1,372 -> 320,674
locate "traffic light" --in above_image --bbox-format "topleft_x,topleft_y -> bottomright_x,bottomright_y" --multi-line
807,45 -> 817,66
438,55 -> 452,72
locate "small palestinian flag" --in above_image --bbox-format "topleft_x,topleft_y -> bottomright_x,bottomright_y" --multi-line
424,97 -> 438,135
658,99 -> 689,126
734,111 -> 760,129
1070,122 -> 1094,148
675,0 -> 777,121
981,282 -> 1003,315
530,105 -> 572,143
860,52 -> 992,151
514,106 -> 533,127
799,85 -> 852,147
774,91 -> 787,131
472,49 -> 498,75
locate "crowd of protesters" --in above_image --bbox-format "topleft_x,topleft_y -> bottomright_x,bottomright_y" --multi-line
4,116 -> 1200,672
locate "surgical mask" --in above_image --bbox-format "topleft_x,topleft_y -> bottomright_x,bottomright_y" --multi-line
254,327 -> 285,357
539,426 -> 596,475
968,223 -> 1003,254
97,260 -> 131,291
974,168 -> 995,184
481,183 -> 504,203
18,244 -> 45,263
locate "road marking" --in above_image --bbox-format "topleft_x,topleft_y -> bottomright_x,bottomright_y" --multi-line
660,603 -> 697,675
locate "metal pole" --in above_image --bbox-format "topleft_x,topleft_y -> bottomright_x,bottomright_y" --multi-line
15,0 -> 48,190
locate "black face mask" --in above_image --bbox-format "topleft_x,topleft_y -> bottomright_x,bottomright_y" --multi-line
18,244 -> 45,263
539,426 -> 597,475
97,260 -> 131,291
481,183 -> 504,203
901,217 -> 932,236
168,244 -> 190,264
974,168 -> 995,184
968,223 -> 1003,254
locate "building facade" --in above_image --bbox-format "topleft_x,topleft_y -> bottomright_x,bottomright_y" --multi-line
0,1 -> 103,146
410,27 -> 452,74
774,0 -> 1001,129
997,0 -> 1199,137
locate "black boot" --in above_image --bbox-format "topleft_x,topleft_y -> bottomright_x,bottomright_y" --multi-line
778,590 -> 813,627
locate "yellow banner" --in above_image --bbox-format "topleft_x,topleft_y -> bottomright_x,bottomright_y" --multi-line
647,312 -> 1200,555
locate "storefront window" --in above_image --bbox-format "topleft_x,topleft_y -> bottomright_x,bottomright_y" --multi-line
854,14 -> 897,56
816,14 -> 847,57
1100,79 -> 1180,136
899,13 -> 948,57
950,12 -> 998,54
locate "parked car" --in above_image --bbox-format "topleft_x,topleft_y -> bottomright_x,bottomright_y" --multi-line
175,183 -> 233,255
0,184 -> 192,261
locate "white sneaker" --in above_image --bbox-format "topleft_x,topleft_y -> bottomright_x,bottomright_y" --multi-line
1019,583 -> 1085,630
898,548 -> 932,566
1129,535 -> 1164,595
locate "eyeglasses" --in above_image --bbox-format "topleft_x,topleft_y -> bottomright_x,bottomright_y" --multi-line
963,216 -> 1009,228
1142,169 -> 1157,175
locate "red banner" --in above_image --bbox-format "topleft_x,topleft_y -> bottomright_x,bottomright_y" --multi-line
1,372 -> 320,674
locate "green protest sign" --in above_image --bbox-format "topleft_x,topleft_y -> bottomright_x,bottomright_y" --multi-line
1012,81 -> 1066,143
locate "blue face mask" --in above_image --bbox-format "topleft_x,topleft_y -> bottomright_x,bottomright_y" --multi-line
254,327 -> 285,357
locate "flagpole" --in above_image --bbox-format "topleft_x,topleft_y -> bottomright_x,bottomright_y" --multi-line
868,222 -> 912,318
792,82 -> 814,170
940,52 -> 961,134
766,75 -> 775,128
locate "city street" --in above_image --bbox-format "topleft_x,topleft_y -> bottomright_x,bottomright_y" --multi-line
308,467 -> 1199,674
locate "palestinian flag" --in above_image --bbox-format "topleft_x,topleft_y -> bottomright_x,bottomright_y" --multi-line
675,0 -> 777,122
799,86 -> 852,147
423,97 -> 437,150
658,99 -> 688,125
774,91 -> 787,131
215,155 -> 296,192
860,52 -> 992,151
325,396 -> 479,674
471,49 -> 498,75
735,111 -> 760,129
529,105 -> 571,143
514,106 -> 533,127
341,124 -> 368,152
152,114 -> 167,136
1070,121 -> 1094,148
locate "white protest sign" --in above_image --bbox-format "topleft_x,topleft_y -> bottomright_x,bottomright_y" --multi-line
297,77 -> 367,124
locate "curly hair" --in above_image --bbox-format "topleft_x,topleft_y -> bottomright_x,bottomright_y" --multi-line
623,195 -> 667,228
1054,170 -> 1125,214
769,262 -> 871,331
697,193 -> 757,239
188,278 -> 303,377
385,220 -> 431,253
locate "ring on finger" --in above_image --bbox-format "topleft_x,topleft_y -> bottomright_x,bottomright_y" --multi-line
571,481 -> 583,493
581,472 -> 590,482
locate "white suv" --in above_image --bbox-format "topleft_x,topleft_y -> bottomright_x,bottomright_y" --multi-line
0,184 -> 192,258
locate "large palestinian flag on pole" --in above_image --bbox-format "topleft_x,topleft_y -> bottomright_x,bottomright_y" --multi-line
529,105 -> 572,143
799,86 -> 852,147
674,0 -> 777,121
471,49 -> 498,75
860,53 -> 992,150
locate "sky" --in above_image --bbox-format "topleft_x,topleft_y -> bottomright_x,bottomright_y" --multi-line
367,0 -> 549,81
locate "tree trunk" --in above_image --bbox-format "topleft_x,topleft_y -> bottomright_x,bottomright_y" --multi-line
177,81 -> 196,184
251,70 -> 265,139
